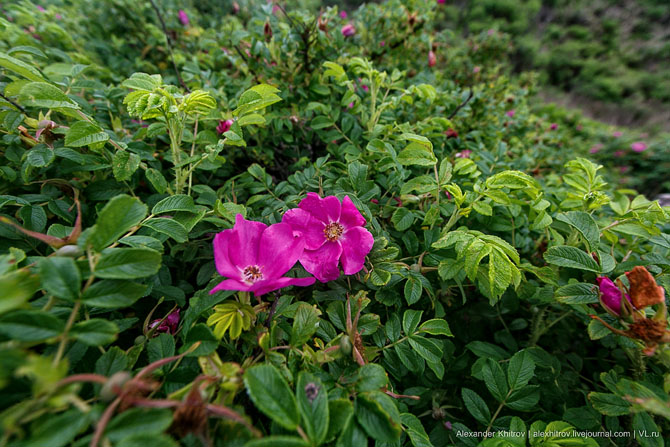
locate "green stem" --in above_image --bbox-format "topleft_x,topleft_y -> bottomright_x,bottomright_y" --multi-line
52,300 -> 81,367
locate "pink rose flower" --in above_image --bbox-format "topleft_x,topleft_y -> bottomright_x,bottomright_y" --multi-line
149,308 -> 181,335
341,24 -> 356,37
36,5 -> 45,12
614,150 -> 624,158
455,150 -> 472,158
347,102 -> 354,109
216,119 -> 234,134
55,13 -> 62,19
282,193 -> 374,282
437,0 -> 446,4
550,123 -> 558,130
473,66 -> 480,73
339,11 -> 347,19
631,142 -> 647,152
506,110 -> 515,117
210,215 -> 315,296
178,10 -> 189,26
380,40 -> 386,47
428,50 -> 436,67
613,131 -> 622,138
619,166 -> 630,174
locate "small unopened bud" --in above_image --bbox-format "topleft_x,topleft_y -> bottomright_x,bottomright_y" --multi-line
264,22 -> 272,40
54,244 -> 83,257
100,371 -> 131,402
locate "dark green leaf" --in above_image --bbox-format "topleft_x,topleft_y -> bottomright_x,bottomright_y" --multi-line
243,364 -> 299,430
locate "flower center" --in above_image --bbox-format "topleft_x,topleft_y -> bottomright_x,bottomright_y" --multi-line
323,222 -> 344,242
243,265 -> 263,283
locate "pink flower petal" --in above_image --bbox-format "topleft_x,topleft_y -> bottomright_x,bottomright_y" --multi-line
213,231 -> 241,279
340,226 -> 374,275
229,214 -> 266,268
258,222 -> 306,278
299,192 -> 341,224
252,276 -> 316,296
300,242 -> 343,282
210,278 -> 254,294
282,208 -> 327,250
339,196 -> 366,229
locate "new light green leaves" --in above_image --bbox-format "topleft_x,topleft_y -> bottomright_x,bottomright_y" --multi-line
434,229 -> 521,301
397,133 -> 437,166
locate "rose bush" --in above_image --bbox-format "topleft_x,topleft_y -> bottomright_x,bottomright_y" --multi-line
0,1 -> 669,446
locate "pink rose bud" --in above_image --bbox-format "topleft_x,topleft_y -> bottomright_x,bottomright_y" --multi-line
216,119 -> 234,134
380,40 -> 386,47
619,166 -> 630,174
487,29 -> 494,35
444,421 -> 452,430
455,150 -> 472,158
36,5 -> 45,11
596,277 -> 631,317
55,13 -> 62,19
445,128 -> 458,139
473,66 -> 480,73
437,0 -> 446,4
614,150 -> 624,158
232,2 -> 240,13
178,10 -> 189,26
339,11 -> 348,19
370,199 -> 379,204
550,123 -> 558,130
428,50 -> 436,67
506,110 -> 515,117
149,308 -> 181,335
341,23 -> 356,37
631,141 -> 647,152
347,102 -> 354,109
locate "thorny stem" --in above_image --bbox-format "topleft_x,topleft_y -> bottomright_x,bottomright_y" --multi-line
187,118 -> 198,196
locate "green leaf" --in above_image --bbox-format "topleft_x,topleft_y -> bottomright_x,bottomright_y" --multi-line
23,410 -> 88,447
121,73 -> 162,91
105,408 -> 173,442
95,346 -> 128,376
0,51 -> 46,82
402,309 -> 423,334
147,333 -> 175,366
408,335 -> 442,364
142,218 -> 188,243
556,211 -> 600,252
392,207 -> 415,231
38,257 -> 80,301
555,283 -> 599,305
505,386 -> 540,411
296,372 -> 329,445
355,391 -> 402,442
82,280 -> 147,308
327,399 -> 354,442
507,350 -> 535,390
95,248 -> 161,279
71,319 -> 118,346
0,310 -> 64,341
152,195 -> 198,214
0,270 -> 40,313
473,201 -> 493,216
65,121 -> 109,147
88,195 -> 148,251
27,145 -> 55,167
311,115 -> 334,129
401,413 -> 433,447
291,303 -> 321,346
543,246 -> 600,272
244,437 -> 310,447
418,319 -> 453,336
112,151 -> 140,181
404,276 -> 423,305
145,168 -> 168,194
632,412 -> 663,447
243,364 -> 299,430
356,364 -> 388,392
588,392 -> 630,416
461,388 -> 490,424
19,82 -> 79,109
466,341 -> 509,361
398,142 -> 437,166
237,113 -> 265,126
481,358 -> 509,402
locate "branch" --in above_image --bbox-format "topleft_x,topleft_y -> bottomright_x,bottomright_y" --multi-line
447,88 -> 473,120
0,92 -> 26,114
147,0 -> 189,92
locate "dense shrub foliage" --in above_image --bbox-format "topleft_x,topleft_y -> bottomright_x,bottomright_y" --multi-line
0,1 -> 669,447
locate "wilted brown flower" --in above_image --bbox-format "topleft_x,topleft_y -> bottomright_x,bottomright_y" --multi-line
626,266 -> 665,309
